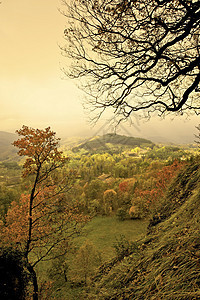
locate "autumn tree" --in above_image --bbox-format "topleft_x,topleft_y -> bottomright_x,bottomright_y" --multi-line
70,240 -> 102,284
0,126 -> 88,300
119,178 -> 136,193
61,0 -> 200,122
103,189 -> 118,214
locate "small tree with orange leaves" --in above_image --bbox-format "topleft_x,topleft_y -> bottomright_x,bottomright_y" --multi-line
0,126 -> 88,300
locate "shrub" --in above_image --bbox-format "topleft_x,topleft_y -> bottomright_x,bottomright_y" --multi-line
116,208 -> 127,221
113,235 -> 138,260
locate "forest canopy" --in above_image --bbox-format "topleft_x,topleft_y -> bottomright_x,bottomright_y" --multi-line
62,0 -> 200,121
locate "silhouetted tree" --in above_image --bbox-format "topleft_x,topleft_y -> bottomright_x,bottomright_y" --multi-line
62,0 -> 200,121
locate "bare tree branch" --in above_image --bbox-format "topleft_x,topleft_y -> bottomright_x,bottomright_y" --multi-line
61,0 -> 200,121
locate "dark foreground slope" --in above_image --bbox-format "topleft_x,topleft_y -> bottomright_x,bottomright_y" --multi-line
85,157 -> 200,299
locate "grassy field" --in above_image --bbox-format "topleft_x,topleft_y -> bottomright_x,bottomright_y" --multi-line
46,216 -> 149,299
35,216 -> 148,299
74,216 -> 149,261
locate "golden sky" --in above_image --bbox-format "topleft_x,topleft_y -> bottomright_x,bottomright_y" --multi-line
0,0 -> 199,142
0,0 -> 88,135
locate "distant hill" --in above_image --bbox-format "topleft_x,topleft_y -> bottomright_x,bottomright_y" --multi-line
72,133 -> 155,153
0,131 -> 18,161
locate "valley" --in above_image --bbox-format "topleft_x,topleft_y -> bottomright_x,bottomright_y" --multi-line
0,130 -> 199,299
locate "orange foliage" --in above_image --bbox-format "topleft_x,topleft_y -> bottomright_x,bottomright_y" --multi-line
103,189 -> 117,196
12,125 -> 68,177
0,194 -> 29,248
134,160 -> 185,206
0,188 -> 88,258
119,178 -> 136,193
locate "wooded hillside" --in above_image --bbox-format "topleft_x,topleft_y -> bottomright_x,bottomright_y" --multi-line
72,133 -> 154,153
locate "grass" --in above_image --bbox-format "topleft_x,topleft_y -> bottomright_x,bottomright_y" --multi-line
75,216 -> 149,261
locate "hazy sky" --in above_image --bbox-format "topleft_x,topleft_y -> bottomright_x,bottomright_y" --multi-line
0,0 -> 199,143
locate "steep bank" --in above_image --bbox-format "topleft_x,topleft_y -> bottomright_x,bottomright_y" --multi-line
86,157 -> 200,299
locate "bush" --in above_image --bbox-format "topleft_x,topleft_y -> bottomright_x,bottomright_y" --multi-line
116,208 -> 127,221
129,204 -> 143,219
113,235 -> 138,260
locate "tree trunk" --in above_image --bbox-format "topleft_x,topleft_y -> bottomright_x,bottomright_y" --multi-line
25,167 -> 40,258
27,263 -> 38,300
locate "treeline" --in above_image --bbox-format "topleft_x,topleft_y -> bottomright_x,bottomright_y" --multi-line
0,144 -> 193,221
65,145 -> 192,219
